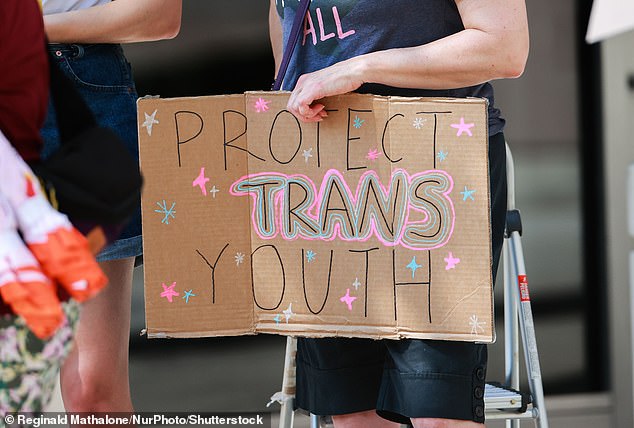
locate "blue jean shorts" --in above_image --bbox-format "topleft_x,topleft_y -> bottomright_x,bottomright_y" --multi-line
295,132 -> 507,424
41,43 -> 142,262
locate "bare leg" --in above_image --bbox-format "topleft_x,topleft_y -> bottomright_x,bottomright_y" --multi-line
332,410 -> 400,428
411,418 -> 484,428
60,257 -> 134,412
332,411 -> 484,428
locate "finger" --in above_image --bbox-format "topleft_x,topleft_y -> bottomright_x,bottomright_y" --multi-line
287,93 -> 309,120
298,104 -> 313,117
301,102 -> 327,119
287,84 -> 303,113
310,103 -> 325,116
293,110 -> 323,123
293,87 -> 319,116
300,115 -> 323,123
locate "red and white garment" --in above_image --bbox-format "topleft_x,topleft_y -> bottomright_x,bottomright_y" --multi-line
0,130 -> 107,338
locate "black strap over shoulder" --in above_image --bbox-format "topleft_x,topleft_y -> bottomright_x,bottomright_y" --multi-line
272,0 -> 311,91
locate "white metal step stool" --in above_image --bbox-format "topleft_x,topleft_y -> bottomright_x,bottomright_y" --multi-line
269,144 -> 549,428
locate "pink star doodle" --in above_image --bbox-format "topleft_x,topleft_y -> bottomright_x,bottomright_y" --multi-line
160,282 -> 179,303
339,288 -> 357,311
450,117 -> 475,137
444,252 -> 461,270
366,149 -> 382,161
254,97 -> 271,113
192,167 -> 210,195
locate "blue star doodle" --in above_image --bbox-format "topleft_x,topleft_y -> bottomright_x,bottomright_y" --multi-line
183,289 -> 196,303
155,200 -> 176,224
406,256 -> 422,279
273,314 -> 281,325
437,150 -> 448,162
353,116 -> 365,129
306,250 -> 316,263
460,186 -> 476,201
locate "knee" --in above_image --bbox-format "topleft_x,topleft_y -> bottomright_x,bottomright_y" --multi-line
61,374 -> 105,412
411,419 -> 482,428
332,411 -> 400,428
412,420 -> 449,428
60,362 -> 131,412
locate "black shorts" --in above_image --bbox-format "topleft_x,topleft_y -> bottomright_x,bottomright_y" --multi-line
295,132 -> 507,424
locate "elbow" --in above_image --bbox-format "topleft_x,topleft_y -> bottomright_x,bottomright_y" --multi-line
149,5 -> 182,40
164,23 -> 181,40
500,56 -> 527,79
165,15 -> 182,39
499,37 -> 529,79
156,16 -> 181,40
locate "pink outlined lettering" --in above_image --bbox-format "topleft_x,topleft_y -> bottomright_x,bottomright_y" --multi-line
316,8 -> 336,42
230,169 -> 455,251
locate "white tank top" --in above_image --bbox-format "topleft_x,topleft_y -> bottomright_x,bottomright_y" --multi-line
42,0 -> 110,15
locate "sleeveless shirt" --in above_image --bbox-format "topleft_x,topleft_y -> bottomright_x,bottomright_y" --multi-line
42,0 -> 109,15
276,0 -> 504,134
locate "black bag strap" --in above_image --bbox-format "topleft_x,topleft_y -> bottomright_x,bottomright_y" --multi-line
47,50 -> 97,143
272,0 -> 311,91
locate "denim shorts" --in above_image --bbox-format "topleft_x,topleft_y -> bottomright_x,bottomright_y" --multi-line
295,132 -> 507,424
41,44 -> 142,262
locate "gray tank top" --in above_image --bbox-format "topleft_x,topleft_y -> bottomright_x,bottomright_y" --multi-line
276,0 -> 504,134
42,0 -> 110,15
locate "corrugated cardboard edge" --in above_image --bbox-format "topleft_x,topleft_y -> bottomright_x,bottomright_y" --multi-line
146,328 -> 256,339
483,97 -> 495,344
149,325 -> 492,342
257,324 -> 492,342
137,96 -> 154,339
473,96 -> 494,344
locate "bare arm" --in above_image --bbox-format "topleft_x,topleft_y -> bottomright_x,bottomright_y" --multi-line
44,0 -> 182,44
288,0 -> 529,121
269,0 -> 283,77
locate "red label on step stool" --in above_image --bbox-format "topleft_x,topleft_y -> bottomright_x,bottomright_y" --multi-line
518,275 -> 530,302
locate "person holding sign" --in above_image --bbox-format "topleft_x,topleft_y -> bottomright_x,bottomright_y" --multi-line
41,0 -> 182,414
269,0 -> 529,426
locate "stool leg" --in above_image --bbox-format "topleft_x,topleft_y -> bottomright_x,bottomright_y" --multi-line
310,414 -> 320,428
279,336 -> 297,428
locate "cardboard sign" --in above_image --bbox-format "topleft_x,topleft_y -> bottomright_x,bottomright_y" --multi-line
138,92 -> 493,342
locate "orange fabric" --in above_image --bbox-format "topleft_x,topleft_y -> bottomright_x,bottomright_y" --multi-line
0,274 -> 64,339
28,227 -> 108,302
